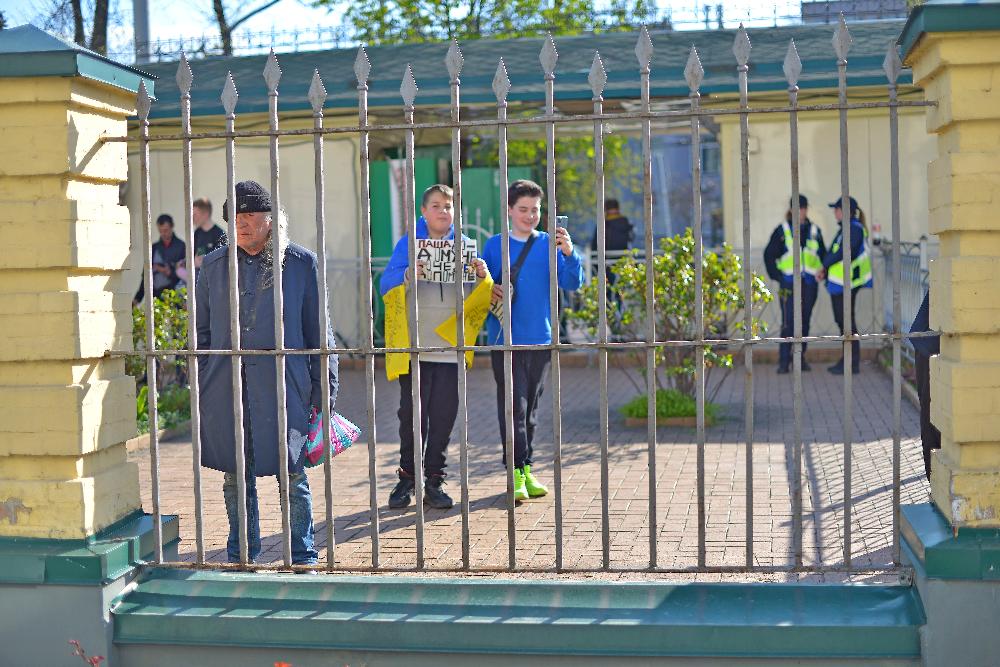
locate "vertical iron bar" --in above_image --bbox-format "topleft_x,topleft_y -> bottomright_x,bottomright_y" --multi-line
137,83 -> 162,563
591,55 -> 611,571
542,37 -> 564,572
786,42 -> 805,567
223,73 -> 249,565
310,71 -> 335,571
178,58 -> 204,565
356,49 -> 380,569
401,67 -> 425,569
266,54 -> 293,568
447,44 -> 472,571
496,59 -> 517,571
736,33 -> 755,569
637,30 -> 657,571
888,58 -> 903,566
836,24 -> 854,569
687,52 -> 707,570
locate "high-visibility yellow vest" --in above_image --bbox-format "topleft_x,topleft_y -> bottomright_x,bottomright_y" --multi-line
827,224 -> 873,290
776,221 -> 823,278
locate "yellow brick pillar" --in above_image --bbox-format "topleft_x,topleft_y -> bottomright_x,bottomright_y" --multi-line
903,8 -> 1000,527
0,26 -> 150,539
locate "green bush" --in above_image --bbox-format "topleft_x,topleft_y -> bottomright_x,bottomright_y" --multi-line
127,288 -> 189,384
620,389 -> 719,420
567,228 -> 772,403
136,384 -> 191,435
130,289 -> 192,435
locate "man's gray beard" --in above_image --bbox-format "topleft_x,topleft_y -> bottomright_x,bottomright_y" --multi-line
258,230 -> 287,290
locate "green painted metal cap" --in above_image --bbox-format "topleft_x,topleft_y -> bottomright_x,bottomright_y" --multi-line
0,24 -> 155,96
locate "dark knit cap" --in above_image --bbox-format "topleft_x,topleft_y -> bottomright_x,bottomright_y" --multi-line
828,195 -> 859,218
222,180 -> 272,222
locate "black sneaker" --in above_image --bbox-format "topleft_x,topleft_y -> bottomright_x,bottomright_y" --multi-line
801,360 -> 812,372
388,476 -> 415,509
777,365 -> 790,375
424,476 -> 454,510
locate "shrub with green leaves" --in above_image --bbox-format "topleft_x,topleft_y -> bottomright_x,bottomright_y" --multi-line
620,388 -> 720,420
567,228 -> 772,402
136,383 -> 191,435
127,288 -> 189,385
129,288 -> 192,434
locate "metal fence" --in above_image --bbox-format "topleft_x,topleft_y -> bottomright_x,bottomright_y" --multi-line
115,17 -> 937,574
327,241 -> 930,358
876,238 -> 933,363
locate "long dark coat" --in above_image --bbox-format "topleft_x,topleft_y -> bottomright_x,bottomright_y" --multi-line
195,241 -> 338,476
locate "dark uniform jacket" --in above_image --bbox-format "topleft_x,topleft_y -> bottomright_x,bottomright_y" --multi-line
195,241 -> 339,476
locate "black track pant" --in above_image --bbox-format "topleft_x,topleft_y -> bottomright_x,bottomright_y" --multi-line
397,361 -> 458,477
831,287 -> 861,371
491,350 -> 551,469
778,281 -> 819,368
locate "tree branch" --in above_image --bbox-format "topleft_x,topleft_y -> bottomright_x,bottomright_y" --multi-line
89,0 -> 108,54
70,0 -> 84,46
229,0 -> 284,32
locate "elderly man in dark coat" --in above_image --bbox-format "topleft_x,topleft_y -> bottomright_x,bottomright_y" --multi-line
196,180 -> 338,565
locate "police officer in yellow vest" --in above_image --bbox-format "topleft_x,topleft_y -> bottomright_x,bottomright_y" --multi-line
820,195 -> 873,375
764,194 -> 827,374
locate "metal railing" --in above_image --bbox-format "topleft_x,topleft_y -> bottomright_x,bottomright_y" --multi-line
113,18 -> 938,575
877,237 -> 933,363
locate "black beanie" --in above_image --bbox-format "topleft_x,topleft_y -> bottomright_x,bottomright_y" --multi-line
222,180 -> 272,222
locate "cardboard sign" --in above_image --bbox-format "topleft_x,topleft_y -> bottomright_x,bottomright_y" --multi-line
416,239 -> 478,283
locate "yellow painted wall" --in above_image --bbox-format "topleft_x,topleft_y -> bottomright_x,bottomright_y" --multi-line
0,76 -> 141,539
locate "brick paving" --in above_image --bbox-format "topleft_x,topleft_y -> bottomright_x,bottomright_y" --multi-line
133,354 -> 929,582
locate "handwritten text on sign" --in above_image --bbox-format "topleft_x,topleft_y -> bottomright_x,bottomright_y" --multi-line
416,239 -> 478,283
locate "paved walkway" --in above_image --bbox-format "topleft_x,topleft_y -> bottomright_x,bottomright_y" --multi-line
133,356 -> 929,581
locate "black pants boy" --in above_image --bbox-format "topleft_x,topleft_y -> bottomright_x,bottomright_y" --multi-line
491,349 -> 551,469
397,361 -> 458,477
831,287 -> 861,372
778,281 -> 819,369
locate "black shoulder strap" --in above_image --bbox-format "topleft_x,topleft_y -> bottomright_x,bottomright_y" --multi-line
508,232 -> 539,302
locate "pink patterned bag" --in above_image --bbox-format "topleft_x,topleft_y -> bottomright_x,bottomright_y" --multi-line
304,408 -> 361,467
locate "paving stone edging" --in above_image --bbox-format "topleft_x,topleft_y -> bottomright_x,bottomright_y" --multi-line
126,420 -> 191,453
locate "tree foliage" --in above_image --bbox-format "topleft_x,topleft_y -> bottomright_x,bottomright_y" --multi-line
464,133 -> 642,238
315,0 -> 657,45
567,229 -> 773,400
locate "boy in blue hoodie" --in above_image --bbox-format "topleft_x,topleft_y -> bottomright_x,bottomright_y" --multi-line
379,185 -> 487,510
483,179 -> 584,501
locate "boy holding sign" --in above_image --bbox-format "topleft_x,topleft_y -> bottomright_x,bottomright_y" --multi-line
379,185 -> 491,510
483,179 -> 584,501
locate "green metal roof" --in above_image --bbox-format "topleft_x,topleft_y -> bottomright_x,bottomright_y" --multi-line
0,24 -> 155,96
899,0 -> 1000,60
134,20 -> 910,120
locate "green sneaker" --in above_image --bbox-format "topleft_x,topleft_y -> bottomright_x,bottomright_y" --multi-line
523,464 -> 548,498
512,468 -> 530,501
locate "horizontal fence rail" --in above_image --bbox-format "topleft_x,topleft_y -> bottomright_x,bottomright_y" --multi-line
128,18 -> 935,576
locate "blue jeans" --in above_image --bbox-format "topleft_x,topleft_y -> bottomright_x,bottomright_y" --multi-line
222,439 -> 318,565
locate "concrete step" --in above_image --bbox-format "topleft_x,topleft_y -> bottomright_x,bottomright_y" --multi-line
113,567 -> 924,666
